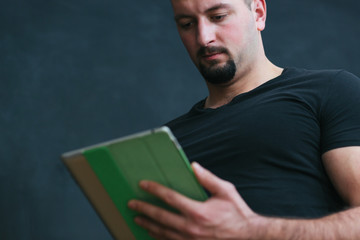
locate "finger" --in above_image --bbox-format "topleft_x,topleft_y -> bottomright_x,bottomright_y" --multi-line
193,163 -> 255,215
134,216 -> 184,240
128,199 -> 188,231
192,162 -> 234,197
138,180 -> 203,216
136,216 -> 211,240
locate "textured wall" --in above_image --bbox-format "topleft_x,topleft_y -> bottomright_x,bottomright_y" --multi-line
1,0 -> 359,239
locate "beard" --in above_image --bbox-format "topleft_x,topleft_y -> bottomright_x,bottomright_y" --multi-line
199,60 -> 236,85
197,46 -> 237,85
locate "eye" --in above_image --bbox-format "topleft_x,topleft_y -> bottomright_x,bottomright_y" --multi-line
177,19 -> 197,30
180,21 -> 194,29
211,14 -> 227,22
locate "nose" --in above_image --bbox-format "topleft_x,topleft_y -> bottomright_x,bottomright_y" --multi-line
196,18 -> 216,47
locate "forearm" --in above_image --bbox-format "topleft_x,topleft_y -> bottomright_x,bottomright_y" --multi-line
254,206 -> 360,240
129,162 -> 360,240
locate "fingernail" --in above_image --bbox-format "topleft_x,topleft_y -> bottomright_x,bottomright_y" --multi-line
134,217 -> 142,225
128,200 -> 136,209
192,162 -> 203,173
140,180 -> 149,189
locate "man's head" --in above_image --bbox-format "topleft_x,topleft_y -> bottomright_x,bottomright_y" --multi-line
171,0 -> 267,85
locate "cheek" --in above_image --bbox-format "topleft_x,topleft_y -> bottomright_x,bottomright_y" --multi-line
180,33 -> 198,61
219,23 -> 246,46
217,21 -> 254,56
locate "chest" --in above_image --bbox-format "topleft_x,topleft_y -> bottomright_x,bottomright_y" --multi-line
176,94 -> 321,166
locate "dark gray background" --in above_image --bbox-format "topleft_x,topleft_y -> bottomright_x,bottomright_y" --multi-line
1,0 -> 359,239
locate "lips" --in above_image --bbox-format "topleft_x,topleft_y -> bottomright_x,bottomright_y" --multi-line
202,52 -> 223,60
197,46 -> 229,63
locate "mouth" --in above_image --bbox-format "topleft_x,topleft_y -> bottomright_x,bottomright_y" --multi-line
202,52 -> 224,60
197,46 -> 229,64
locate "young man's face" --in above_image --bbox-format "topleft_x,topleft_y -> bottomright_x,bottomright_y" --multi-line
171,0 -> 264,85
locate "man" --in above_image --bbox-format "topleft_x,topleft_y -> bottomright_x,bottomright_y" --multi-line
128,0 -> 360,239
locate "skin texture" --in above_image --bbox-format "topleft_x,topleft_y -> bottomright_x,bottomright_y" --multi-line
128,0 -> 360,239
171,0 -> 283,109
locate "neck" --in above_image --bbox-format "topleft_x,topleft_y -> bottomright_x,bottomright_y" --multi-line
204,59 -> 283,109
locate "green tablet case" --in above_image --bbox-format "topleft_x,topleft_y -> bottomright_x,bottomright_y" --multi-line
62,126 -> 208,240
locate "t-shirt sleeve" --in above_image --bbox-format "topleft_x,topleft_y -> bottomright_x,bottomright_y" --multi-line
320,70 -> 360,154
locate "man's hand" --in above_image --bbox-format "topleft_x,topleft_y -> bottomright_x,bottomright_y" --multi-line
128,147 -> 360,240
128,162 -> 263,240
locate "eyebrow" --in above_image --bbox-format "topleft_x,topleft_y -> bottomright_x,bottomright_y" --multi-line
205,3 -> 232,13
174,3 -> 233,22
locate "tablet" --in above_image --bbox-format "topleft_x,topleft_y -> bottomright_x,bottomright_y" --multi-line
61,126 -> 208,240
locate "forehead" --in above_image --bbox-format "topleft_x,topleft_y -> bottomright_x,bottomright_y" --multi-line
171,0 -> 241,15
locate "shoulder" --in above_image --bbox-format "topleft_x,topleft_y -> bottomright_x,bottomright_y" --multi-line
278,67 -> 360,96
318,69 -> 360,153
326,69 -> 360,90
165,98 -> 206,128
284,67 -> 360,109
285,67 -> 359,82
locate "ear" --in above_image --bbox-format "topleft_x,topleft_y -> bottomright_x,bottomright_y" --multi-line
252,0 -> 267,31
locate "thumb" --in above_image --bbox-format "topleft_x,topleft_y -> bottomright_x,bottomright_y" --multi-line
191,162 -> 232,197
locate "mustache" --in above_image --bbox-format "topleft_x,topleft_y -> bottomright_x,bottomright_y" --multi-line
197,46 -> 229,58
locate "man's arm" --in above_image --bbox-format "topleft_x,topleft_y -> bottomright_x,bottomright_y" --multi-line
128,147 -> 360,240
257,146 -> 360,240
322,147 -> 360,206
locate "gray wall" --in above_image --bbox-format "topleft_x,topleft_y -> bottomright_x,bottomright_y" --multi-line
1,0 -> 359,239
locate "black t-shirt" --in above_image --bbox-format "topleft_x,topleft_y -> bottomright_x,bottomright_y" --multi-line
166,68 -> 360,218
